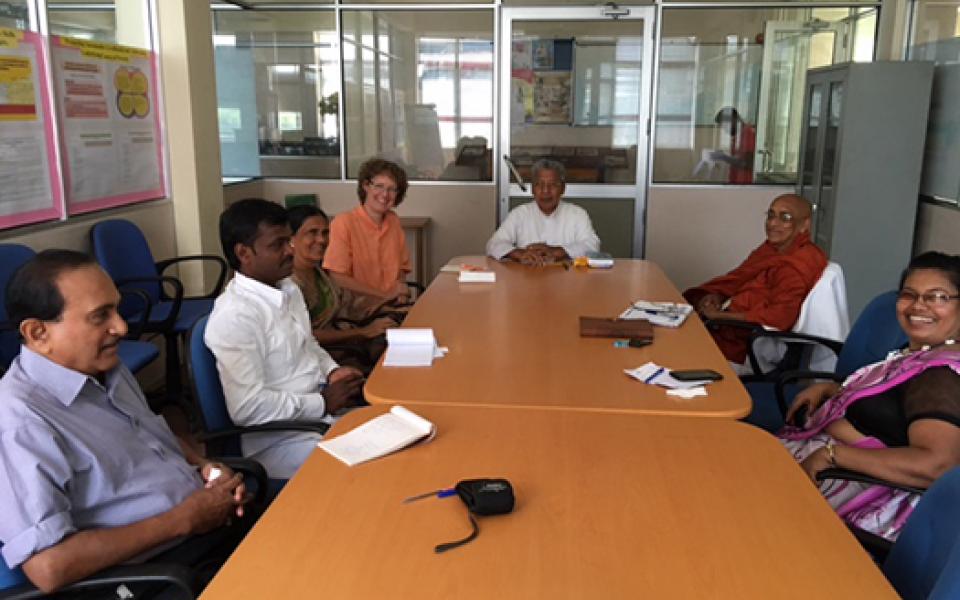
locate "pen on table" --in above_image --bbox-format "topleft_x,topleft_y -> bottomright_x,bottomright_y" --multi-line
643,367 -> 665,384
403,488 -> 457,504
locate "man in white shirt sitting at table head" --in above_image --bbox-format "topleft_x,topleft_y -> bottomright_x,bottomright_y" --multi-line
485,158 -> 601,266
205,198 -> 365,479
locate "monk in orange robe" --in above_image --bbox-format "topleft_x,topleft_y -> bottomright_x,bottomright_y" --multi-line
684,194 -> 827,367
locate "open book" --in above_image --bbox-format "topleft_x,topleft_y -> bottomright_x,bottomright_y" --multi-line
317,406 -> 436,467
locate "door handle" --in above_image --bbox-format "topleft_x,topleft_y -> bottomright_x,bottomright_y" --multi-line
503,155 -> 527,192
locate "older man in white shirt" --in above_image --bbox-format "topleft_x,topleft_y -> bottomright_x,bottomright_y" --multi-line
206,198 -> 364,479
486,159 -> 601,265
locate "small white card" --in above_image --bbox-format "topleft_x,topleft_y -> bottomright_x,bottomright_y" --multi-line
458,270 -> 496,283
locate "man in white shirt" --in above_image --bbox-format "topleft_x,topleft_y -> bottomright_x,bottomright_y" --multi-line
206,198 -> 364,479
486,159 -> 601,265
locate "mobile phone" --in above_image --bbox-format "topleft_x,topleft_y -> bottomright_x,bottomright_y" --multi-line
671,369 -> 723,382
628,338 -> 652,348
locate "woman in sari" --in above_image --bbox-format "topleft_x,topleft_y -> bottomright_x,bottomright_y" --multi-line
780,251 -> 960,542
288,205 -> 403,371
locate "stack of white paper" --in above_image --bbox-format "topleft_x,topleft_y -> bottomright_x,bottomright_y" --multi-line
317,405 -> 436,466
383,328 -> 446,367
624,362 -> 714,398
619,301 -> 694,328
458,270 -> 496,283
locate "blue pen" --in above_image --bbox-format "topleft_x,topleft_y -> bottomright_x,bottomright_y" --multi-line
643,367 -> 665,384
402,488 -> 457,504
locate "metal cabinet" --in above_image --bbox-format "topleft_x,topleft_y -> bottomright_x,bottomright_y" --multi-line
796,62 -> 933,319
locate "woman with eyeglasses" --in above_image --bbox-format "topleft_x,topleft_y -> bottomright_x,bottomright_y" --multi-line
323,158 -> 413,304
779,251 -> 960,542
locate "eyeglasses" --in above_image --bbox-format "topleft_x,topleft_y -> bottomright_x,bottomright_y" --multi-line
534,181 -> 563,188
897,290 -> 960,306
765,211 -> 795,224
368,181 -> 399,196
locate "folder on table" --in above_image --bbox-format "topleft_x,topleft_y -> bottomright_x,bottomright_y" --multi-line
579,316 -> 654,340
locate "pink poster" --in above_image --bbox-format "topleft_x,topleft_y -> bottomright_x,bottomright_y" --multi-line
51,36 -> 165,215
0,28 -> 63,229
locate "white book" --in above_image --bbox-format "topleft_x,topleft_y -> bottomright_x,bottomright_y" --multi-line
458,270 -> 496,283
317,406 -> 436,466
383,328 -> 439,367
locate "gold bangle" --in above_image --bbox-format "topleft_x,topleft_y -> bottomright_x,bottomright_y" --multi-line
825,441 -> 837,467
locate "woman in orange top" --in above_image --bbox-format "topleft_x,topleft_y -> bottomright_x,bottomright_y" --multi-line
323,158 -> 412,303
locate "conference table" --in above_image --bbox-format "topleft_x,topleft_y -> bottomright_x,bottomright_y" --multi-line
367,257 -> 751,418
201,405 -> 896,599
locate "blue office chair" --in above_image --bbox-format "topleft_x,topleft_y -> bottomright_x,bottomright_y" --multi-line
186,315 -> 329,492
883,467 -> 960,600
0,244 -> 160,375
742,291 -> 907,432
90,219 -> 228,402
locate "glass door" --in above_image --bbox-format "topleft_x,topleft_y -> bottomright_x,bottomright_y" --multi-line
754,19 -> 840,183
499,6 -> 654,257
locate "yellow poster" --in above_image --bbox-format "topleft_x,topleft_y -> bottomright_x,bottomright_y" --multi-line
0,55 -> 36,121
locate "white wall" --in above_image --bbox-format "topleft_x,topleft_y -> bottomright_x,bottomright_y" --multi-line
645,185 -> 790,292
0,200 -> 176,259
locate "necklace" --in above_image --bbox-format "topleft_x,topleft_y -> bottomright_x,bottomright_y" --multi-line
917,339 -> 957,352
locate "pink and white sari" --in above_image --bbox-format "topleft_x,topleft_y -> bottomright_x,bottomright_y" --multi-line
779,347 -> 960,541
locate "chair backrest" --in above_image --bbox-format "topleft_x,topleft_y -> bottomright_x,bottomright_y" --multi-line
835,290 -> 908,379
0,244 -> 37,370
751,261 -> 849,374
884,467 -> 960,600
792,261 -> 850,373
187,315 -> 240,455
90,219 -> 162,306
0,544 -> 28,591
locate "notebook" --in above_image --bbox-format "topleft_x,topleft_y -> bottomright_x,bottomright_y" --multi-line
317,406 -> 436,467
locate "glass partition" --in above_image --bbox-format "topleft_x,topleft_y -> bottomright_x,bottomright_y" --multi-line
213,10 -> 340,179
652,5 -> 877,185
47,5 -> 117,43
341,10 -> 494,180
910,0 -> 960,61
0,0 -> 29,30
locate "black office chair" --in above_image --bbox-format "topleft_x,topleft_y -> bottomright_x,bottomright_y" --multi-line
0,458 -> 267,599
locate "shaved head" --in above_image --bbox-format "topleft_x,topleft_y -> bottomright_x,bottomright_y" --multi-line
765,194 -> 813,252
775,194 -> 812,220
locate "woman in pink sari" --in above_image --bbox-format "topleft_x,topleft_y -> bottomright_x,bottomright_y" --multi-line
780,251 -> 960,542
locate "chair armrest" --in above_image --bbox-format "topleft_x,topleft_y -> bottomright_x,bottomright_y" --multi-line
0,563 -> 196,600
116,275 -> 184,332
216,457 -> 269,505
749,328 -> 845,355
118,288 -> 154,339
197,420 -> 330,443
156,255 -> 229,299
774,370 -> 844,417
817,467 -> 927,496
706,318 -> 845,381
702,318 -> 767,375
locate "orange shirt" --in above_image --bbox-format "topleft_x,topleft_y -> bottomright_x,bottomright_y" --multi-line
323,205 -> 411,295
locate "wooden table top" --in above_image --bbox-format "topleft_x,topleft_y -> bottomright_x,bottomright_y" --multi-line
201,405 -> 896,599
366,257 -> 751,418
